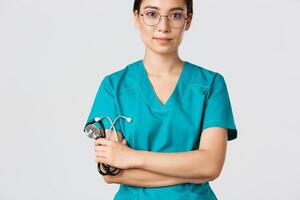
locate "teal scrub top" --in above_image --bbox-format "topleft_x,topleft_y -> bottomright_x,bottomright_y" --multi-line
85,59 -> 238,200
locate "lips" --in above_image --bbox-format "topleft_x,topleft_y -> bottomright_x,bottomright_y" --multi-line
153,37 -> 172,44
154,37 -> 172,41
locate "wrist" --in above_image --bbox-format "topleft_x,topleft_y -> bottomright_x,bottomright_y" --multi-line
130,150 -> 144,168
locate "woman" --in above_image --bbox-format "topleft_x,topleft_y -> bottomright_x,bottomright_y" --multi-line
86,0 -> 238,199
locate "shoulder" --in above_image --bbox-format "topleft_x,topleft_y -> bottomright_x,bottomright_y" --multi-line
186,61 -> 226,89
102,60 -> 140,94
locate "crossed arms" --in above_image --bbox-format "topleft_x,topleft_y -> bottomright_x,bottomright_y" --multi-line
102,127 -> 228,187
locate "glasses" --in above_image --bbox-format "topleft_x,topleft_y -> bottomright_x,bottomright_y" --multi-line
140,10 -> 188,29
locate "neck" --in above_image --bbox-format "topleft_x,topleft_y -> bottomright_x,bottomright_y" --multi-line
142,48 -> 184,76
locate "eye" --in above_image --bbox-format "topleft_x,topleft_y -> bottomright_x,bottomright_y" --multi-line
170,13 -> 184,20
145,11 -> 159,18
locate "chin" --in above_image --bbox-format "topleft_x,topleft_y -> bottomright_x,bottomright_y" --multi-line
155,48 -> 176,55
147,44 -> 177,55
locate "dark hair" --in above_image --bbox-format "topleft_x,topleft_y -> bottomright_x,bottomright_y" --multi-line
133,0 -> 193,14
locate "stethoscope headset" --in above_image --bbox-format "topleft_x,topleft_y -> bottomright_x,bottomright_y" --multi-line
84,115 -> 132,176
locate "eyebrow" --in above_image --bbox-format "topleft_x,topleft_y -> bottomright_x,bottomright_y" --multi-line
143,5 -> 185,12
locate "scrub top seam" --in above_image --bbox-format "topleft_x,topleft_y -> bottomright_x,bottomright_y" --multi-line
204,119 -> 232,123
188,83 -> 210,89
116,84 -> 138,94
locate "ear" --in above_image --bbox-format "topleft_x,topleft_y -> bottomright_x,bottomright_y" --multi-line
184,13 -> 193,31
133,10 -> 141,29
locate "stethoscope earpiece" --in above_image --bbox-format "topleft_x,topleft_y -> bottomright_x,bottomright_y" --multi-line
126,117 -> 132,123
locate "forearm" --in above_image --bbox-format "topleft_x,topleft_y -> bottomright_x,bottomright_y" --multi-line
105,168 -> 212,187
133,149 -> 216,179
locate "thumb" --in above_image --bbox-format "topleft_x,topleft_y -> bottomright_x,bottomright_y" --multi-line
122,138 -> 127,145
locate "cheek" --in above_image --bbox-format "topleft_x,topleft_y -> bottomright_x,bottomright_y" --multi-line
173,29 -> 185,45
176,33 -> 184,45
139,27 -> 154,45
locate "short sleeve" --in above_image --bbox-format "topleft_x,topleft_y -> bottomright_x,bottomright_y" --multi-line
202,73 -> 238,141
85,76 -> 120,130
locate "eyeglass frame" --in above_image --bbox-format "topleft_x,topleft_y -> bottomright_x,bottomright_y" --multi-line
139,10 -> 189,28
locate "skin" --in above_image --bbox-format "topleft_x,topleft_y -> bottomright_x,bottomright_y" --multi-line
93,0 -> 228,187
133,0 -> 193,105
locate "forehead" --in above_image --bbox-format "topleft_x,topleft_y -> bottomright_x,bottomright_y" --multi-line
140,0 -> 187,12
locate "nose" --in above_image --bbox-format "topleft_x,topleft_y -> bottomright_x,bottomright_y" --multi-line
157,16 -> 170,32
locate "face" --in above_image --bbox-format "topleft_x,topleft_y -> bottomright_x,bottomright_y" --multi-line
133,0 -> 193,55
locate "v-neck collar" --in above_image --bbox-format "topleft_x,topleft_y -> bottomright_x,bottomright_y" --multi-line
135,59 -> 194,112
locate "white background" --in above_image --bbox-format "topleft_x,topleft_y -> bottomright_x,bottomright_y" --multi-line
0,0 -> 299,199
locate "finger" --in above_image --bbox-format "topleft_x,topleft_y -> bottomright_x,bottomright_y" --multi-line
95,148 -> 107,158
95,156 -> 107,163
95,153 -> 104,158
95,138 -> 110,146
94,145 -> 108,152
95,152 -> 106,158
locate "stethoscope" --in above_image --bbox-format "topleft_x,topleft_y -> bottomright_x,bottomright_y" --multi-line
84,115 -> 132,176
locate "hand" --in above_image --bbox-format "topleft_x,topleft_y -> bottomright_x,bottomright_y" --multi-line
94,137 -> 138,169
102,138 -> 127,184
